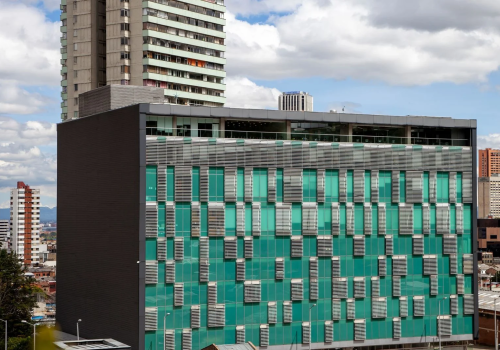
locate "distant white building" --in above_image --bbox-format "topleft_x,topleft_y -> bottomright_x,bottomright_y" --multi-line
278,91 -> 313,112
0,220 -> 8,250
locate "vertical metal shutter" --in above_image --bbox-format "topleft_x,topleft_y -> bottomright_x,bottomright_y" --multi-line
393,276 -> 401,297
268,168 -> 277,203
406,171 -> 423,203
462,172 -> 473,203
208,203 -> 225,236
291,236 -> 303,257
236,202 -> 246,236
436,204 -> 450,234
413,235 -> 424,255
331,257 -> 340,278
199,166 -> 209,202
331,203 -> 340,235
332,299 -> 341,320
236,259 -> 246,281
354,236 -> 365,256
165,202 -> 176,237
191,305 -> 200,329
207,304 -> 225,328
372,297 -> 387,318
199,237 -> 209,259
276,203 -> 292,236
378,256 -> 387,276
175,166 -> 192,202
275,258 -> 284,280
145,307 -> 157,331
317,236 -> 333,256
208,282 -> 217,304
260,325 -> 269,347
364,204 -> 372,235
174,237 -> 184,261
438,316 -> 452,336
317,169 -> 326,203
392,171 -> 400,203
354,170 -> 365,203
174,283 -> 184,306
423,255 -> 438,275
354,320 -> 366,341
165,260 -> 175,283
429,171 -> 437,204
283,301 -> 293,323
450,295 -> 458,315
200,259 -> 209,283
371,170 -> 379,203
456,204 -> 464,234
400,297 -> 408,317
157,165 -> 167,202
464,294 -> 474,314
463,254 -> 474,274
378,204 -> 386,235
372,277 -> 380,297
302,322 -> 311,344
392,256 -> 407,276
430,275 -> 438,296
449,172 -> 457,203
332,278 -> 348,299
347,299 -> 355,319
385,236 -> 393,255
354,277 -> 366,298
252,202 -> 261,236
413,296 -> 425,316
268,302 -> 277,324
346,203 -> 354,235
310,257 -> 319,278
244,280 -> 261,303
423,204 -> 430,234
182,329 -> 191,350
393,318 -> 401,339
310,278 -> 319,300
325,321 -> 334,343
191,202 -> 201,237
450,254 -> 458,275
236,326 -> 245,344
284,168 -> 302,202
443,235 -> 457,254
164,330 -> 175,350
244,237 -> 253,258
224,237 -> 237,259
339,169 -> 347,202
457,274 -> 465,294
146,261 -> 158,284
157,238 -> 167,261
399,204 -> 413,235
146,202 -> 158,239
291,279 -> 303,301
224,167 -> 237,202
244,168 -> 253,203
302,203 -> 318,235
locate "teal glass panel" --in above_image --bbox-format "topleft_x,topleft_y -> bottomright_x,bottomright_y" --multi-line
379,171 -> 392,203
450,205 -> 456,234
437,172 -> 449,203
399,171 -> 406,203
430,204 -> 436,234
253,168 -> 268,202
372,205 -> 378,235
386,204 -> 399,235
261,203 -> 276,236
225,203 -> 236,236
146,239 -> 157,260
423,172 -> 430,203
413,204 -> 422,234
464,204 -> 472,235
237,168 -> 244,202
201,203 -> 208,236
292,203 -> 302,235
303,169 -> 317,202
209,168 -> 224,202
365,170 -> 371,202
354,203 -> 364,235
325,170 -> 339,203
146,165 -> 157,201
245,203 -> 252,235
158,203 -> 165,237
192,167 -> 200,201
318,203 -> 332,235
457,172 -> 463,203
277,168 -> 284,202
347,170 -> 354,202
175,203 -> 191,237
340,204 -> 346,235
167,166 -> 174,201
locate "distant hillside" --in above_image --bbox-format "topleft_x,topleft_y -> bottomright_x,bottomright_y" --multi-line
0,207 -> 57,222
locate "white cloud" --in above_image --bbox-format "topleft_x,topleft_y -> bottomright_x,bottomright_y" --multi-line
0,83 -> 54,115
478,134 -> 500,150
225,77 -> 281,109
227,0 -> 303,16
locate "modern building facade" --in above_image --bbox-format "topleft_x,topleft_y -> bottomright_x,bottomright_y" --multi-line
10,182 -> 41,265
0,220 -> 9,250
479,148 -> 500,177
57,102 -> 478,350
279,92 -> 313,112
60,0 -> 226,120
478,175 -> 500,218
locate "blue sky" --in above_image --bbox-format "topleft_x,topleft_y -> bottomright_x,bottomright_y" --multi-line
1,0 -> 500,208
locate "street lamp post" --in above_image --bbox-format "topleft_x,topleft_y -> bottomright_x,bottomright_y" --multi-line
163,313 -> 170,350
309,304 -> 316,350
77,319 -> 82,341
22,321 -> 38,350
0,319 -> 7,350
438,297 -> 448,350
495,297 -> 499,350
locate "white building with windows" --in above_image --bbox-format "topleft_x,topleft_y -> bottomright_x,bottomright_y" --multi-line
278,91 -> 313,112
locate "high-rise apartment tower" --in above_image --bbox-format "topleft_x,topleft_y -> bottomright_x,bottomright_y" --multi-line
10,182 -> 41,265
279,91 -> 313,112
60,0 -> 226,120
479,148 -> 500,177
0,220 -> 9,250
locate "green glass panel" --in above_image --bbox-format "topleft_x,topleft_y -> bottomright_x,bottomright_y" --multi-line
457,172 -> 463,203
175,203 -> 191,237
347,170 -> 354,202
225,203 -> 236,236
146,165 -> 157,201
450,205 -> 456,234
209,167 -> 224,202
437,172 -> 449,203
464,204 -> 472,235
318,203 -> 332,235
158,203 -> 165,237
253,168 -> 268,202
237,168 -> 244,202
423,172 -> 430,203
277,168 -> 284,202
303,169 -> 317,202
365,170 -> 371,202
167,166 -> 174,201
201,203 -> 208,236
292,203 -> 302,235
325,170 -> 339,202
192,167 -> 200,201
146,239 -> 157,260
379,171 -> 392,203
413,204 -> 422,234
354,203 -> 364,235
399,171 -> 406,203
245,203 -> 252,235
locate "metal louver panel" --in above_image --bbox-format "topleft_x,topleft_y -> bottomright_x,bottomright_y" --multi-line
385,236 -> 393,255
207,282 -> 217,304
191,305 -> 200,329
165,202 -> 175,237
332,299 -> 341,320
291,236 -> 303,257
244,168 -> 253,203
430,171 -> 437,203
157,165 -> 166,202
354,170 -> 365,203
407,171 -> 423,203
146,261 -> 158,284
436,204 -> 450,234
317,169 -> 326,203
145,307 -> 157,331
244,280 -> 261,303
347,299 -> 355,319
191,202 -> 201,237
450,254 -> 458,275
372,297 -> 387,318
414,296 -> 425,316
354,236 -> 365,256
236,202 -> 246,236
275,258 -> 284,280
146,203 -> 158,238
450,295 -> 458,315
291,279 -> 303,301
157,238 -> 166,261
354,320 -> 366,341
236,326 -> 245,344
413,235 -> 424,255
317,236 -> 333,256
443,235 -> 457,255
236,259 -> 246,281
371,170 -> 379,202
354,277 -> 366,298
146,138 -> 159,165
379,256 -> 387,276
268,302 -> 277,324
339,169 -> 347,202
464,294 -> 474,314
310,278 -> 319,300
276,203 -> 292,236
331,257 -> 340,278
283,301 -> 292,323
164,330 -> 175,350
400,297 -> 408,317
199,259 -> 209,282
346,203 -> 354,235
423,255 -> 438,275
199,237 -> 209,259
393,276 -> 401,297
392,171 -> 400,203
302,203 -> 318,235
456,204 -> 464,234
260,325 -> 269,347
393,318 -> 401,339
207,304 -> 225,328
325,321 -> 334,343
393,256 -> 407,276
399,204 -> 413,235
175,166 -> 192,202
310,257 -> 319,278
457,274 -> 465,294
364,204 -> 372,235
208,203 -> 225,237
165,261 -> 175,283
331,203 -> 340,235
372,277 -> 380,297
284,168 -> 302,203
423,204 -> 430,234
332,278 -> 348,299
430,275 -> 438,296
224,167 -> 237,202
438,316 -> 452,337
463,254 -> 474,274
449,172 -> 457,203
252,202 -> 261,236
199,166 -> 209,202
182,329 -> 191,350
268,168 -> 277,202
224,237 -> 237,259
174,283 -> 184,306
378,204 -> 386,235
302,322 -> 311,344
244,237 -> 253,258
174,237 -> 184,261
463,172 -> 473,203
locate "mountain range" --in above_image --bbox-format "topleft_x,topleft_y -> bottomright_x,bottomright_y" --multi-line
0,207 -> 57,222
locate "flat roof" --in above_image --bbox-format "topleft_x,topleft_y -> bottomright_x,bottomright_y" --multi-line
54,339 -> 130,350
479,291 -> 500,311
